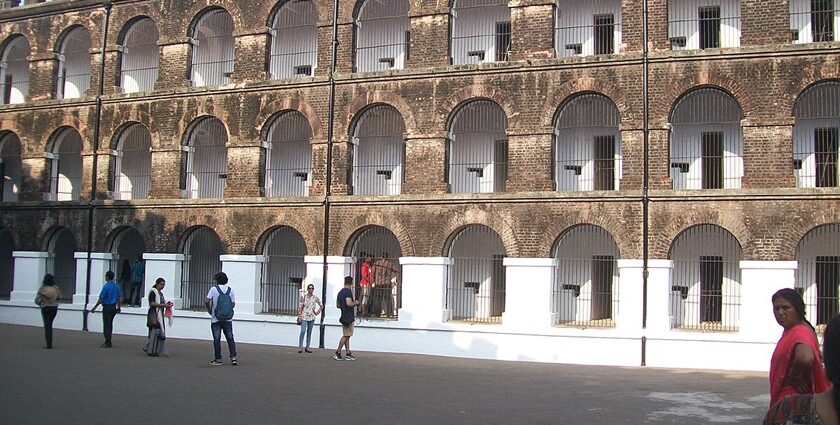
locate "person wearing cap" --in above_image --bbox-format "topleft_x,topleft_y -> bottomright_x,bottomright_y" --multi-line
334,276 -> 360,361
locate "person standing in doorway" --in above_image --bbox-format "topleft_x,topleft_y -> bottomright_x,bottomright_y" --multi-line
334,276 -> 360,361
204,272 -> 238,366
35,273 -> 61,349
119,259 -> 131,306
90,271 -> 121,348
129,258 -> 145,307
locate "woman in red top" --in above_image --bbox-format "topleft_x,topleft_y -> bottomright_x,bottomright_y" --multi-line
768,288 -> 829,407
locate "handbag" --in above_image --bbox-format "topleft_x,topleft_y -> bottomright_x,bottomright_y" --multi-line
146,308 -> 159,328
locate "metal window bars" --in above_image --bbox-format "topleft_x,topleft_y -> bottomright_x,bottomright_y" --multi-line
51,130 -> 84,201
555,0 -> 622,57
669,225 -> 742,332
796,225 -> 840,333
0,132 -> 21,202
260,226 -> 307,315
793,81 -> 840,188
348,226 -> 403,320
119,18 -> 159,93
351,105 -> 406,195
355,0 -> 409,72
447,99 -> 508,193
46,228 -> 76,303
184,118 -> 228,199
56,28 -> 92,99
190,10 -> 234,87
790,0 -> 839,43
113,124 -> 152,200
445,225 -> 506,324
450,0 -> 510,65
269,0 -> 317,79
264,111 -> 313,197
0,36 -> 31,104
181,227 -> 225,310
667,0 -> 741,50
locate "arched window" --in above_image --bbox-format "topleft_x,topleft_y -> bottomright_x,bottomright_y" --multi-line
0,36 -> 30,104
447,99 -> 507,193
263,111 -> 313,197
118,17 -> 160,93
108,226 -> 146,305
112,123 -> 152,200
181,226 -> 225,310
46,227 -> 76,302
667,0 -> 741,50
793,81 -> 840,188
789,0 -> 839,44
669,224 -> 742,331
450,0 -> 510,65
446,224 -> 506,323
553,225 -> 619,327
189,9 -> 234,87
260,226 -> 307,315
182,117 -> 228,199
796,224 -> 840,328
48,128 -> 83,201
354,0 -> 409,72
55,27 -> 91,99
555,0 -> 622,57
0,228 -> 13,299
347,225 -> 403,319
350,104 -> 406,195
268,0 -> 317,79
554,93 -> 622,191
669,87 -> 743,190
0,132 -> 22,202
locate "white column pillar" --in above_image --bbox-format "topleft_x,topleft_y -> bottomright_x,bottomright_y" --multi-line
740,261 -> 796,341
221,254 -> 265,315
73,252 -> 115,305
399,257 -> 452,325
305,256 -> 354,322
643,259 -> 674,335
143,253 -> 184,309
10,251 -> 49,302
615,259 -> 647,333
501,258 -> 556,330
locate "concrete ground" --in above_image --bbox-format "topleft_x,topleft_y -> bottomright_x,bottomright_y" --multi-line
0,323 -> 770,425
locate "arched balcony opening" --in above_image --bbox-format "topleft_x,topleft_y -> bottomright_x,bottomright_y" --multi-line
669,87 -> 743,190
554,93 -> 622,191
445,224 -> 506,324
450,0 -> 510,65
793,81 -> 840,188
117,17 -> 160,93
182,117 -> 228,199
262,111 -> 313,197
47,128 -> 83,201
346,225 -> 402,320
354,0 -> 409,72
109,227 -> 146,306
555,0 -> 622,57
111,123 -> 152,200
447,99 -> 508,193
181,226 -> 225,310
268,0 -> 317,79
260,226 -> 307,315
667,0 -> 741,50
189,9 -> 234,87
350,104 -> 406,196
552,225 -> 620,327
790,0 -> 839,44
0,36 -> 30,104
669,224 -> 742,331
0,228 -> 13,299
796,224 -> 840,330
0,132 -> 22,202
55,27 -> 91,99
46,227 -> 76,302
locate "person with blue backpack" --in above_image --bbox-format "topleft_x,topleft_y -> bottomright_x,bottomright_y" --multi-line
203,272 -> 238,366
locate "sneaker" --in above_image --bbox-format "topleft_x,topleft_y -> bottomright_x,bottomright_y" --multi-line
304,349 -> 313,353
344,354 -> 356,361
209,359 -> 223,366
333,352 -> 343,361
231,357 -> 238,366
100,342 -> 111,348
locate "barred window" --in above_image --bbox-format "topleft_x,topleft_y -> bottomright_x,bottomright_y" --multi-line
181,226 -> 225,310
189,9 -> 234,87
263,111 -> 313,197
182,117 -> 228,199
48,128 -> 83,201
667,0 -> 740,50
46,227 -> 76,303
108,227 -> 145,287
0,36 -> 30,104
793,81 -> 840,188
450,0 -> 510,65
118,18 -> 159,94
555,0 -> 621,58
447,99 -> 508,193
350,105 -> 406,196
0,132 -> 21,202
790,0 -> 839,43
445,224 -> 506,324
112,123 -> 152,200
261,226 -> 307,315
268,0 -> 317,79
347,225 -> 403,320
55,27 -> 91,99
354,0 -> 409,72
796,225 -> 840,330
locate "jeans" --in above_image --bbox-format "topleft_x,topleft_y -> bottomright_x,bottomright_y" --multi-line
102,304 -> 118,345
128,282 -> 142,305
298,320 -> 314,348
211,320 -> 237,361
41,306 -> 58,348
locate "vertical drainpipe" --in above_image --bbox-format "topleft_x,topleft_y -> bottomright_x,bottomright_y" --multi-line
83,0 -> 113,331
641,0 -> 650,365
318,0 -> 340,348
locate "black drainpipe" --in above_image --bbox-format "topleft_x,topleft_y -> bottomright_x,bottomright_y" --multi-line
318,0 -> 340,348
83,0 -> 112,331
641,0 -> 650,366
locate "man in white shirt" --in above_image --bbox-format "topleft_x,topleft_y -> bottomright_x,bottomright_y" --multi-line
204,272 -> 238,366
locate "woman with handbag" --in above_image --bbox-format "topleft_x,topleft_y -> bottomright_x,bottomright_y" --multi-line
297,284 -> 322,353
144,278 -> 172,356
35,274 -> 61,349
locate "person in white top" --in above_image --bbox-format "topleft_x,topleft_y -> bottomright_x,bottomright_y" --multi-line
297,283 -> 322,353
203,272 -> 237,366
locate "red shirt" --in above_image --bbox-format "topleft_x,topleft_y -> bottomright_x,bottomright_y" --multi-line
360,262 -> 372,287
769,323 -> 829,406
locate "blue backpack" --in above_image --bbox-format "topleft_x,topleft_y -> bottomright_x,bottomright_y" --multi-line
213,285 -> 234,321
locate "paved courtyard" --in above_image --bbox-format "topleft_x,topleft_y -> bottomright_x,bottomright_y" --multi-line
0,323 -> 770,424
